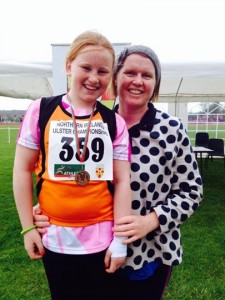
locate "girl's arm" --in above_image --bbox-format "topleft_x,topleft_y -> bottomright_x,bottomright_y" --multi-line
113,159 -> 131,219
104,159 -> 131,273
13,144 -> 45,259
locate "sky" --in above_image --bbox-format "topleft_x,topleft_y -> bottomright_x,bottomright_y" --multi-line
1,0 -> 225,110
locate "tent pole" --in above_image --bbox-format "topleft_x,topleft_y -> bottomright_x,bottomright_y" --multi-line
175,78 -> 183,116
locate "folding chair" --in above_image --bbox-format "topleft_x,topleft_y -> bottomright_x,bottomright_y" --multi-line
195,132 -> 209,148
205,138 -> 225,169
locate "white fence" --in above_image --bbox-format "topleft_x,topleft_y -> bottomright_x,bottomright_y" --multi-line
0,127 -> 18,143
1,113 -> 225,144
188,113 -> 225,144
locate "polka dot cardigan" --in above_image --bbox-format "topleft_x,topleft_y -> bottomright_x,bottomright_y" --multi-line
115,103 -> 203,270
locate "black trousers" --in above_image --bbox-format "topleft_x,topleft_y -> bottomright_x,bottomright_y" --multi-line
108,263 -> 172,300
43,248 -> 171,300
42,248 -> 112,300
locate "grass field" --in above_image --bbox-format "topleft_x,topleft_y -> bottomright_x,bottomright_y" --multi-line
0,125 -> 225,299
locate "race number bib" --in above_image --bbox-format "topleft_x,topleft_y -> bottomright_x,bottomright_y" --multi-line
48,120 -> 113,180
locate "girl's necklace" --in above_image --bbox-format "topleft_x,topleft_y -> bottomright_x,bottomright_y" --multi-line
67,93 -> 96,185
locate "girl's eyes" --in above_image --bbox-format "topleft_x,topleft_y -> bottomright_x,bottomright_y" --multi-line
81,66 -> 109,74
97,69 -> 107,74
81,66 -> 91,71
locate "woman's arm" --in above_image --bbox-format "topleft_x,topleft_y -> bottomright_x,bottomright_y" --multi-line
13,144 -> 44,259
33,205 -> 50,234
153,123 -> 203,234
113,121 -> 203,242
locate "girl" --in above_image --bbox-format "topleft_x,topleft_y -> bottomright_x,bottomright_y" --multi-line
13,31 -> 131,300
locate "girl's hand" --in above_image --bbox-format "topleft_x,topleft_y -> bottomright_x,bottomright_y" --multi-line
104,249 -> 125,273
113,212 -> 160,244
23,229 -> 45,260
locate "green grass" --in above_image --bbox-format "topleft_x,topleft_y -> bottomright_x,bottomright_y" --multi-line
164,158 -> 225,300
0,126 -> 50,300
1,125 -> 225,299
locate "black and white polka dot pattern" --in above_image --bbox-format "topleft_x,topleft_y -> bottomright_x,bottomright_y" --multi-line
122,103 -> 203,270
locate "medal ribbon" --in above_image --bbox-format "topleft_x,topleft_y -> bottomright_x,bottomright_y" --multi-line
67,94 -> 96,163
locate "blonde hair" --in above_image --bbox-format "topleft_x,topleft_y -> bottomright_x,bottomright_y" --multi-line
66,31 -> 115,68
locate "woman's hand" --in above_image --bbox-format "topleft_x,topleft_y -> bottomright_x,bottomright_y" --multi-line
33,204 -> 50,234
113,212 -> 160,244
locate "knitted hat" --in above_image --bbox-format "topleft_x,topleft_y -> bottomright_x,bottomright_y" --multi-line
114,45 -> 161,85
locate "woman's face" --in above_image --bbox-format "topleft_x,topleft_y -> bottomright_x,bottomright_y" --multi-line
115,54 -> 156,109
66,45 -> 113,107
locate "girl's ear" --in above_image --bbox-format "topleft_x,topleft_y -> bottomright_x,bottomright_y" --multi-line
66,61 -> 71,75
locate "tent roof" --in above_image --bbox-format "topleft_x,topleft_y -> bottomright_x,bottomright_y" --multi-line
0,60 -> 225,102
160,62 -> 225,102
0,61 -> 52,99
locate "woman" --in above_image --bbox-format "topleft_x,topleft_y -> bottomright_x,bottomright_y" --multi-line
34,44 -> 203,299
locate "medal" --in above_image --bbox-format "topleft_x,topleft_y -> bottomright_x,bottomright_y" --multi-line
75,170 -> 90,185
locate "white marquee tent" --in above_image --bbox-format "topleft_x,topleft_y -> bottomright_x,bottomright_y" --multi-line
0,61 -> 53,100
1,60 -> 225,102
160,62 -> 225,103
1,59 -> 225,124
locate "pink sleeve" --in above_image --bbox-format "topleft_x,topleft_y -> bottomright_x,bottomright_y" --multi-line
17,99 -> 41,149
113,113 -> 131,161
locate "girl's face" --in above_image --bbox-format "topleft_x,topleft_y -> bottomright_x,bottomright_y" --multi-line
66,46 -> 113,107
115,54 -> 156,109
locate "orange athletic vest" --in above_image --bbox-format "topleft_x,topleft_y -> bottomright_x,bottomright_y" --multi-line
35,97 -> 114,227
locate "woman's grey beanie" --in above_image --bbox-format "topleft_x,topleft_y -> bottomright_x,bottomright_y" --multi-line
114,45 -> 161,85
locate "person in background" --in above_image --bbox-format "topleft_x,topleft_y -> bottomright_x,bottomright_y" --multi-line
13,31 -> 131,300
34,44 -> 203,299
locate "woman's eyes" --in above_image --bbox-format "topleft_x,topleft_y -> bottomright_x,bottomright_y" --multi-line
125,71 -> 136,77
125,71 -> 153,79
143,74 -> 153,79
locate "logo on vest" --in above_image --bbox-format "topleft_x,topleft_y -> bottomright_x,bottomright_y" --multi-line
54,164 -> 84,177
96,165 -> 104,178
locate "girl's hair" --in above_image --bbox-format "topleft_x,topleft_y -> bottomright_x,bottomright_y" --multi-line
66,31 -> 115,67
